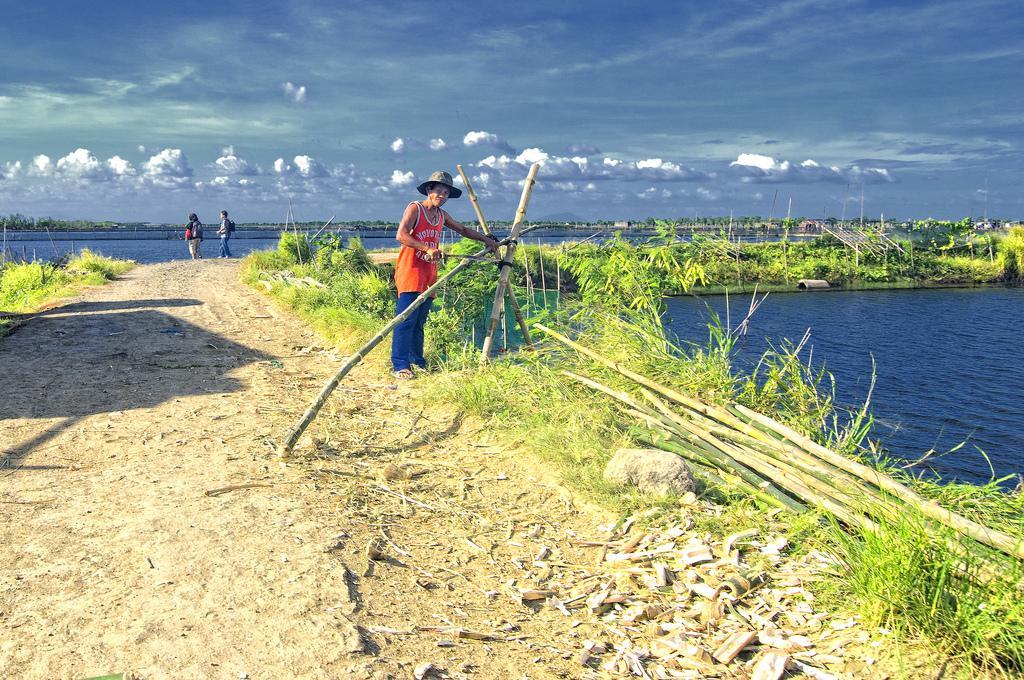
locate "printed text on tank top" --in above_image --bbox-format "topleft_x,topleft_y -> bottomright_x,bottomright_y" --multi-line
412,202 -> 443,263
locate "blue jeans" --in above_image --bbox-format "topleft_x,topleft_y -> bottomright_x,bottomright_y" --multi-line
219,236 -> 232,258
391,292 -> 433,371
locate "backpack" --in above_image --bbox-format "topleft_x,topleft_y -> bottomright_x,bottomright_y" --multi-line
185,225 -> 192,239
227,219 -> 236,234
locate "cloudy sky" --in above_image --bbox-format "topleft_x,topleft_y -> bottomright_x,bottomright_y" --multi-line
1,0 -> 1022,223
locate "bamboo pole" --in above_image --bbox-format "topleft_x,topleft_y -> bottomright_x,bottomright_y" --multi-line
537,239 -> 547,311
521,242 -> 533,315
456,164 -> 532,348
539,324 -> 1024,559
310,215 -> 337,241
731,403 -> 1024,560
535,323 -> 772,444
277,225 -> 544,456
480,163 -> 540,364
287,199 -> 304,265
555,249 -> 561,310
561,370 -> 801,512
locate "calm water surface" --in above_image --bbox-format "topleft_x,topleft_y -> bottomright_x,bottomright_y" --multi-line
0,229 -> 598,264
665,288 -> 1023,485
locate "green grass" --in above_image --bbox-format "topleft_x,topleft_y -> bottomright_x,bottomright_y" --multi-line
0,249 -> 133,319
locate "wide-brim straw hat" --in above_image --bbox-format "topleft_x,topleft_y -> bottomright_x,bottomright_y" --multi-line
417,170 -> 462,199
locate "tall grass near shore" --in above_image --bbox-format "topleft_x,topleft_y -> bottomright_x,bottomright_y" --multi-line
0,249 -> 132,330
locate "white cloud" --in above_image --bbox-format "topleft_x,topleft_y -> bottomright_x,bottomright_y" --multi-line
293,155 -> 327,177
1,161 -> 22,180
389,170 -> 415,187
476,147 -> 709,185
730,153 -> 894,184
198,176 -> 259,190
273,158 -> 291,174
149,67 -> 195,90
30,155 -> 53,176
516,148 -> 550,165
56,148 -> 109,181
566,143 -> 601,156
107,156 -> 136,177
637,187 -> 674,200
429,138 -> 447,151
214,146 -> 259,175
281,81 -> 307,103
463,130 -> 514,153
142,148 -> 193,188
390,137 -> 405,153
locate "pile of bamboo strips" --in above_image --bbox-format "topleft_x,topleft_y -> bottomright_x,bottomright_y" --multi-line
552,517 -> 855,679
535,324 -> 1024,563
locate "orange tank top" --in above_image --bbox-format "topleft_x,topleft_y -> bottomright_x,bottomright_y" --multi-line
394,202 -> 445,294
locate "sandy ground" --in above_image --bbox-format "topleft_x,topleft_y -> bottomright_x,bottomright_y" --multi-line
0,260 -> 607,679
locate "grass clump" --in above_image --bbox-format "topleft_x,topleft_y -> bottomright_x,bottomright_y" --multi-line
241,235 -> 394,355
997,226 -> 1024,280
1,249 -> 132,316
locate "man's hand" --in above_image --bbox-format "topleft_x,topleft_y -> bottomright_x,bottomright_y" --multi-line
424,247 -> 442,262
482,236 -> 500,254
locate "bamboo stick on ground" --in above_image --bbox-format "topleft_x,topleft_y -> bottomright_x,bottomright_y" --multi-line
731,403 -> 1024,560
563,370 -> 801,512
541,323 -> 1023,561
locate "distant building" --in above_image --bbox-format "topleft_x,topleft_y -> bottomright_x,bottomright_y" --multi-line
613,220 -> 633,228
797,220 -> 823,233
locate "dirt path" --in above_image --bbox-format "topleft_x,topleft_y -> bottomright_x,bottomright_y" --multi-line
1,261 -> 606,679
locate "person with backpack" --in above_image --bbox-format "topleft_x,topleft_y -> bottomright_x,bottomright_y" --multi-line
217,209 -> 235,258
185,213 -> 203,259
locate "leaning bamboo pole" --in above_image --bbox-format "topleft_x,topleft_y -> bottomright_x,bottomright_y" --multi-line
537,323 -> 1024,561
480,163 -> 540,364
277,225 -> 544,457
731,403 -> 1024,561
456,164 -> 532,348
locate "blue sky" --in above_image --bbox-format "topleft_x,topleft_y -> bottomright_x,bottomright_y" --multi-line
1,0 -> 1022,223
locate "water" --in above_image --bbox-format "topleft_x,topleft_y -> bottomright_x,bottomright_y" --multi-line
0,229 -> 602,265
665,288 -> 1024,485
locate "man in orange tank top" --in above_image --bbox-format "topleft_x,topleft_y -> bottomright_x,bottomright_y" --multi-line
391,170 -> 498,379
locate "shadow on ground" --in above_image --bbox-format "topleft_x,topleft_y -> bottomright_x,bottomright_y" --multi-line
0,299 -> 272,467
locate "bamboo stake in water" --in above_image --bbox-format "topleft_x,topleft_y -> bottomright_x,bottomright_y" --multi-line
520,240 -> 533,316
537,239 -> 547,312
555,248 -> 561,311
480,163 -> 540,364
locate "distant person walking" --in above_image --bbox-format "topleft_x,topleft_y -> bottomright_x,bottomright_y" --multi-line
185,213 -> 203,260
390,170 -> 498,379
217,210 -> 235,258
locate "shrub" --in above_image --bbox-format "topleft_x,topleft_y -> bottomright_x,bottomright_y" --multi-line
66,248 -> 133,280
277,232 -> 311,264
997,227 -> 1024,280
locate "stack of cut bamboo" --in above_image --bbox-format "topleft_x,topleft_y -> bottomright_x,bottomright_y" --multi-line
550,517 -> 855,679
535,324 -> 1024,563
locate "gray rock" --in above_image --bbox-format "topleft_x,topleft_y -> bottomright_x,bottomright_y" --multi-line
604,448 -> 695,496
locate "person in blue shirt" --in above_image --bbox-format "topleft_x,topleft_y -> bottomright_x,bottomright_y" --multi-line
218,210 -> 234,258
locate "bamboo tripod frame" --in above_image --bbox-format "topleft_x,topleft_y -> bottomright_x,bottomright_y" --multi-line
456,165 -> 533,350
277,164 -> 543,455
480,163 -> 541,364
